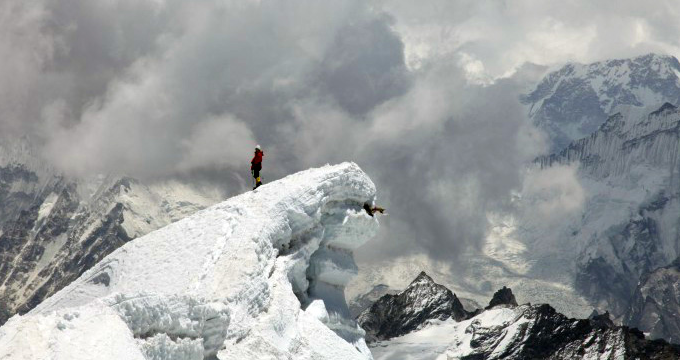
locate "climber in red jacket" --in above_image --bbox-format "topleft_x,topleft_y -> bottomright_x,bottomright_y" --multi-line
251,145 -> 264,189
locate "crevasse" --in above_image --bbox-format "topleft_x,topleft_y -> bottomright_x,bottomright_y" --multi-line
0,162 -> 379,360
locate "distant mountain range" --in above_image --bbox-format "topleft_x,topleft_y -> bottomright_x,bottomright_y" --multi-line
0,138 -> 219,323
363,272 -> 680,359
524,53 -> 680,151
351,53 -> 680,345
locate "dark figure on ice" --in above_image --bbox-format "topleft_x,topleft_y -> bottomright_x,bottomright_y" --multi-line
251,145 -> 264,189
363,203 -> 386,217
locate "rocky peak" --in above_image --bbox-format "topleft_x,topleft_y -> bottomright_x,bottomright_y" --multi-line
369,287 -> 680,359
357,271 -> 469,341
486,286 -> 518,309
409,271 -> 436,288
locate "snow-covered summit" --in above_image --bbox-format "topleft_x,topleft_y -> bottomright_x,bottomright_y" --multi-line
524,53 -> 680,151
0,162 -> 379,360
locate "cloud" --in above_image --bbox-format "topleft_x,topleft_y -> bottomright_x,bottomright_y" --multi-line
519,163 -> 586,224
381,0 -> 680,79
177,115 -> 255,171
352,62 -> 548,262
1,0 -> 676,264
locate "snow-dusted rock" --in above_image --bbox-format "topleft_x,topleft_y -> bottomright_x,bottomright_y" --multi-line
0,162 -> 379,359
372,302 -> 680,360
358,271 -> 470,342
367,278 -> 680,360
485,286 -> 518,310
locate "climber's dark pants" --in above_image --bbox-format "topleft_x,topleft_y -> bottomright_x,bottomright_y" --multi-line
252,164 -> 262,184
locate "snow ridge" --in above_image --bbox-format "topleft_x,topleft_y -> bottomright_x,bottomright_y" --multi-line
0,162 -> 379,360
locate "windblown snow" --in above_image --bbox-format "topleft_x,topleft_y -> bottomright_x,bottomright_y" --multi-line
0,162 -> 379,360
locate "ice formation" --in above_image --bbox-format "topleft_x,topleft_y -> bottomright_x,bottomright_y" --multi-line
0,162 -> 379,360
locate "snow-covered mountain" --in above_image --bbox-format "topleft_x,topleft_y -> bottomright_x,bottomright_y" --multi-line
0,163 -> 379,359
0,138 -> 219,324
523,53 -> 680,151
365,274 -> 680,360
358,272 -> 471,342
534,102 -> 680,319
351,54 -> 680,345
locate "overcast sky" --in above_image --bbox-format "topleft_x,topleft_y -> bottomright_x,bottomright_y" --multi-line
2,0 -> 680,263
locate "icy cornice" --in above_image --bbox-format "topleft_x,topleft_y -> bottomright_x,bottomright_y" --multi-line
0,162 -> 379,360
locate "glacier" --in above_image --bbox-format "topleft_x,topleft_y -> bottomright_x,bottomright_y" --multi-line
0,162 -> 379,360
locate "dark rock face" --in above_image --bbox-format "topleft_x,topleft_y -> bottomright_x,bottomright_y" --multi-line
588,310 -> 615,330
0,164 -> 42,229
485,286 -> 517,309
626,259 -> 680,344
357,271 -> 470,341
0,176 -> 134,324
348,284 -> 399,318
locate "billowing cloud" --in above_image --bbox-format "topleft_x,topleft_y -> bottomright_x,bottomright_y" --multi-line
1,0 -> 676,263
382,0 -> 680,79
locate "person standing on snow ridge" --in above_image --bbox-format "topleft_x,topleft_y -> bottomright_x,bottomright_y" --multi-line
251,145 -> 264,189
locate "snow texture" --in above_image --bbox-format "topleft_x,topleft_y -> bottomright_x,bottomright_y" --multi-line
0,162 -> 379,360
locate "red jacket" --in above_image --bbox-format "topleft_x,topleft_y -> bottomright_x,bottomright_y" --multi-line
251,150 -> 264,169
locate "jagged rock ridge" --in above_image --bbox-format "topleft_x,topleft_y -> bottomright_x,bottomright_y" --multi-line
364,273 -> 680,359
485,286 -> 518,309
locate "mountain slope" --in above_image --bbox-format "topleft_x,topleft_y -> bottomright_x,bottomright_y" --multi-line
0,163 -> 379,360
0,139 -> 218,324
535,102 -> 680,317
523,53 -> 680,151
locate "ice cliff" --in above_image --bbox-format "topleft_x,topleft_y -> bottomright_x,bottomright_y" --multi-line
0,162 -> 379,360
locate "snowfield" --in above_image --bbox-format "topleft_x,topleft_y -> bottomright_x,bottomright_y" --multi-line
0,162 -> 379,360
